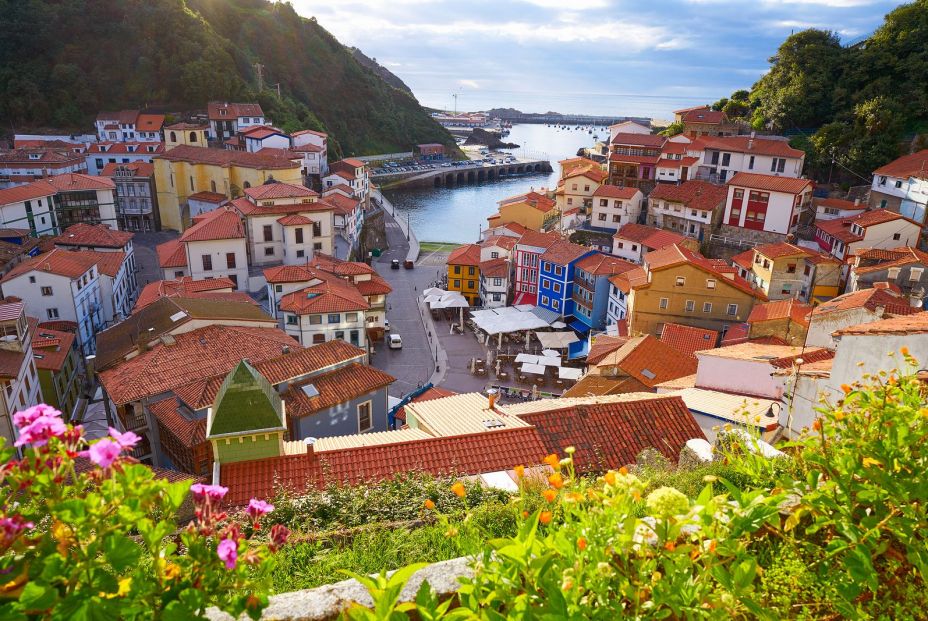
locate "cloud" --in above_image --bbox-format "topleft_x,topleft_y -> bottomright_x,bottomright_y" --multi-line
458,79 -> 480,89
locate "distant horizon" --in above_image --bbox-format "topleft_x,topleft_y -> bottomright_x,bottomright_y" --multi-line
293,0 -> 899,120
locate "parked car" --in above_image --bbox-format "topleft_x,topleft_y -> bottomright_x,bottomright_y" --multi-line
404,260 -> 414,269
391,259 -> 400,269
388,334 -> 403,349
384,319 -> 391,332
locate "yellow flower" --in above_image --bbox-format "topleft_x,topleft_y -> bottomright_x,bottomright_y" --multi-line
513,464 -> 525,478
548,472 -> 564,489
604,471 -> 616,486
619,466 -> 629,476
862,457 -> 882,468
542,489 -> 558,503
423,499 -> 436,510
834,411 -> 845,421
52,521 -> 73,557
451,482 -> 466,498
100,577 -> 132,600
565,492 -> 583,503
164,563 -> 181,581
564,446 -> 576,455
840,384 -> 852,394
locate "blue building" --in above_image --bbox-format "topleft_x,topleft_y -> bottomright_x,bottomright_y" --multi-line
570,253 -> 637,334
536,240 -> 595,321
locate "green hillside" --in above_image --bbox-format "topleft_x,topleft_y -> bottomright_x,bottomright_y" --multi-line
0,0 -> 460,157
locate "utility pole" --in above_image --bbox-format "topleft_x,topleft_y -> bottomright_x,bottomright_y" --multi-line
272,83 -> 281,99
452,93 -> 458,115
254,62 -> 265,92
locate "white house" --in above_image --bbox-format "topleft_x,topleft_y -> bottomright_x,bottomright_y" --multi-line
607,120 -> 650,143
94,111 -> 164,143
208,102 -> 266,141
323,159 -> 369,204
0,249 -> 104,355
590,186 -> 643,232
276,275 -> 369,349
722,172 -> 813,237
85,142 -> 163,176
0,180 -> 58,236
813,209 -> 922,262
606,274 -> 629,326
611,223 -> 686,265
0,301 -> 42,448
696,135 -> 805,183
0,148 -> 88,189
813,197 -> 867,221
178,208 -> 249,290
869,149 -> 928,229
648,180 -> 728,241
291,129 -> 329,176
478,257 -> 510,308
805,288 -> 918,349
241,126 -> 292,153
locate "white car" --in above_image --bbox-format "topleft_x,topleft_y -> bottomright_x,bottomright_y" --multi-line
388,334 -> 403,349
384,319 -> 391,332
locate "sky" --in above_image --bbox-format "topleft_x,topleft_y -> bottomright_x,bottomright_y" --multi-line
291,0 -> 898,120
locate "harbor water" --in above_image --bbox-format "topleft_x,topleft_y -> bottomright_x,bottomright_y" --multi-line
383,123 -> 602,244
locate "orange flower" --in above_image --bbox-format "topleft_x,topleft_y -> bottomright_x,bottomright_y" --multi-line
664,541 -> 676,552
901,346 -> 910,356
543,453 -> 560,468
577,537 -> 588,551
548,472 -> 564,489
708,539 -> 717,554
812,419 -> 822,432
632,490 -> 642,502
522,510 -> 529,519
514,464 -> 525,478
619,466 -> 629,476
565,492 -> 583,503
539,511 -> 552,525
424,499 -> 436,510
451,482 -> 466,498
840,384 -> 852,394
604,471 -> 616,486
542,489 -> 558,503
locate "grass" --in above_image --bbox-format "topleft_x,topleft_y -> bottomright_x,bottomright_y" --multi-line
418,241 -> 459,252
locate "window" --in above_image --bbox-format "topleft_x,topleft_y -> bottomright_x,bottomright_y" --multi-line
309,315 -> 322,325
190,132 -> 198,143
675,276 -> 685,287
659,297 -> 669,309
468,267 -> 475,276
201,255 -> 212,271
263,225 -> 273,242
703,302 -> 712,313
734,189 -> 744,200
786,263 -> 796,274
613,215 -> 620,223
541,295 -> 549,305
895,180 -> 903,188
28,276 -> 35,284
685,300 -> 695,312
210,180 -> 216,193
226,253 -> 236,269
295,228 -> 304,244
174,271 -> 184,278
706,279 -> 716,289
617,242 -> 624,249
910,267 -> 924,281
46,308 -> 59,319
491,251 -> 499,258
264,247 -> 274,256
358,401 -> 373,432
748,155 -> 755,170
552,300 -> 559,311
40,286 -> 53,296
285,314 -> 298,325
887,267 -> 901,279
721,153 -> 731,166
631,245 -> 638,252
453,266 -> 461,275
313,222 -> 322,237
600,199 -> 608,207
189,176 -> 195,191
327,313 -> 340,324
727,303 -> 738,316
275,285 -> 283,293
553,283 -> 562,293
346,312 -> 359,322
169,131 -> 177,143
296,250 -> 305,258
542,279 -> 551,289
893,233 -> 901,241
598,213 -> 607,221
493,278 -> 502,286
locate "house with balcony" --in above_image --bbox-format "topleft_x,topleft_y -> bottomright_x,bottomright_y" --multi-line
479,258 -> 510,308
590,186 -> 643,233
512,230 -> 560,306
721,172 -> 814,245
447,243 -> 481,305
611,223 -> 690,264
85,141 -> 163,176
0,147 -> 88,189
309,253 -> 392,341
607,133 -> 666,190
846,246 -> 928,307
813,209 -> 922,262
615,243 -> 767,337
277,277 -> 370,350
33,325 -> 81,419
487,191 -> 558,232
570,253 -> 637,334
94,110 -> 164,142
101,162 -> 161,232
654,140 -> 701,184
672,105 -> 738,138
554,164 -> 606,214
208,102 -> 266,141
0,300 -> 42,448
648,180 -> 728,241
536,240 -> 595,320
729,242 -> 841,303
694,135 -> 804,184
869,149 -> 928,234
323,159 -> 369,204
0,249 -> 104,355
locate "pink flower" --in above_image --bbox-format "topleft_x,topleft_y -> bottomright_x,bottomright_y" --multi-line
108,427 -> 140,449
14,414 -> 67,447
0,516 -> 33,543
246,499 -> 274,520
190,483 -> 228,502
217,538 -> 238,569
269,524 -> 290,551
81,438 -> 122,469
13,405 -> 61,430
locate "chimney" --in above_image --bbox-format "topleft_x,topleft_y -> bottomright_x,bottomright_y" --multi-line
748,131 -> 755,150
854,198 -> 861,207
487,388 -> 498,411
304,436 -> 317,457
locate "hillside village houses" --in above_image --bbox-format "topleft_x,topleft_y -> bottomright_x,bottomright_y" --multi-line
731,242 -> 841,304
85,141 -> 164,176
590,185 -> 643,232
100,162 -> 161,232
647,180 -> 728,241
488,191 -> 559,232
208,102 -> 267,142
813,209 -> 922,261
720,173 -> 814,245
0,300 -> 43,448
611,223 -> 690,264
94,110 -> 165,142
869,149 -> 928,231
846,246 -> 928,306
0,174 -> 118,236
165,123 -> 211,149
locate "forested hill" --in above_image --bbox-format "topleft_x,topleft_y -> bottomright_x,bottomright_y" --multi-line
0,0 -> 459,157
710,0 -> 928,184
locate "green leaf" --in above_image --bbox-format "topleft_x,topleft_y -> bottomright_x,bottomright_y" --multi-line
103,533 -> 141,573
162,481 -> 192,513
18,582 -> 57,612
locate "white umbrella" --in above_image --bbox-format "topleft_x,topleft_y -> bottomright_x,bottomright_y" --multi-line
537,356 -> 562,367
541,349 -> 559,357
423,287 -> 446,298
521,363 -> 545,375
551,321 -> 567,329
515,353 -> 539,364
558,367 -> 583,380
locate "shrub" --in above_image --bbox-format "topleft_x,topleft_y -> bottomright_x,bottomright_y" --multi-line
0,405 -> 288,620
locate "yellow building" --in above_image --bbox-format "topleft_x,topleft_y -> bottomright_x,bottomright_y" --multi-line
555,164 -> 607,213
164,123 -> 210,150
617,243 -> 767,336
746,298 -> 812,346
446,243 -> 481,305
154,145 -> 302,231
732,242 -> 842,304
486,191 -> 559,232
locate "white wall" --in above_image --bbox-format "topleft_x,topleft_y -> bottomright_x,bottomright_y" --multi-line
695,355 -> 785,400
591,193 -> 642,233
610,236 -> 644,264
184,238 -> 249,289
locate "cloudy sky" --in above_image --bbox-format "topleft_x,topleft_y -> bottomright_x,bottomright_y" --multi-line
292,0 -> 897,119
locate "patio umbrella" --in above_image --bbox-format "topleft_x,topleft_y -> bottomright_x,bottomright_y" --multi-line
541,349 -> 559,357
531,384 -> 538,401
495,359 -> 501,376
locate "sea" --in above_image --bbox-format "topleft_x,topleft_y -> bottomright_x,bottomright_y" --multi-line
383,123 -> 602,244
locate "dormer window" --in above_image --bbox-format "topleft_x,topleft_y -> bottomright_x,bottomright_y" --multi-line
851,224 -> 863,236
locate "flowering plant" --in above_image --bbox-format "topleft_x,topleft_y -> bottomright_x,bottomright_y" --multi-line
0,405 -> 288,620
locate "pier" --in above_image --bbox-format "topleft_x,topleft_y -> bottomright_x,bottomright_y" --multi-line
373,157 -> 553,190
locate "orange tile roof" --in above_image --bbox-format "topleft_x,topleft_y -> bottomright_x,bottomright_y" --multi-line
593,185 -> 640,199
158,145 -> 298,171
244,182 -> 318,201
659,323 -> 719,357
499,191 -> 556,213
614,335 -> 699,387
481,235 -> 518,251
307,253 -> 375,277
539,240 -> 591,265
229,197 -> 335,217
699,135 -> 803,159
134,277 -> 238,311
614,223 -> 686,250
853,246 -> 928,274
610,132 -> 666,147
150,397 -> 207,448
1,248 -> 97,282
207,102 -> 264,120
353,275 -> 392,296
648,180 -> 728,212
99,325 -> 299,405
52,223 -> 133,249
731,249 -> 754,271
284,363 -> 394,418
156,239 -> 187,269
815,197 -> 864,211
0,180 -> 57,205
817,209 -> 921,245
608,153 -> 661,165
834,311 -> 928,335
587,335 -> 629,365
32,326 -> 75,372
46,173 -> 115,192
563,165 -> 607,184
812,288 -> 917,317
575,253 -> 637,276
447,243 -> 482,267
747,298 -> 813,328
263,263 -> 336,284
678,106 -> 727,124
727,172 -> 812,194
872,149 -> 928,180
253,339 -> 366,385
135,114 -> 165,131
277,214 -> 314,226
754,242 -> 810,260
640,244 -> 765,299
100,161 -> 155,177
278,278 -> 369,314
187,191 -> 228,204
479,257 -> 509,278
77,250 -> 126,278
560,374 -> 651,398
179,208 -> 244,242
516,229 -> 560,250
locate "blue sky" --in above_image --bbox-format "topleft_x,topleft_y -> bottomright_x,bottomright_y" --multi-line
292,0 -> 898,119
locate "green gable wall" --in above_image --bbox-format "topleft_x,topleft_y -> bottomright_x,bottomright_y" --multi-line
213,432 -> 283,464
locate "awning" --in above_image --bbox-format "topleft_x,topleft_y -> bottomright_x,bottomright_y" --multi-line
567,339 -> 590,360
534,331 -> 580,349
513,291 -> 536,306
558,367 -> 583,381
541,349 -> 559,357
568,319 -> 592,334
537,356 -> 562,367
531,306 -> 561,325
515,353 -> 539,364
521,363 -> 545,375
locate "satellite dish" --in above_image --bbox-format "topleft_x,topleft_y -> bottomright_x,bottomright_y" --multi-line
913,298 -> 924,309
